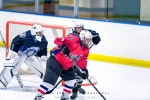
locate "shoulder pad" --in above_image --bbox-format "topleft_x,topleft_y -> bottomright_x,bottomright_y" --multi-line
41,35 -> 48,42
67,34 -> 79,42
68,35 -> 73,40
19,32 -> 26,38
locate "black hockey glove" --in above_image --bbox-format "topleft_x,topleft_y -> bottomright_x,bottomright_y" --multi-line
60,45 -> 70,56
92,34 -> 101,45
87,29 -> 101,45
80,68 -> 89,79
76,68 -> 89,80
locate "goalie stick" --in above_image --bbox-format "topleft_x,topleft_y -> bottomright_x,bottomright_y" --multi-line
0,31 -> 37,91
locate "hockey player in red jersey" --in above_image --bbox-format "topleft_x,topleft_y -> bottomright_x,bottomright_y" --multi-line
34,29 -> 94,100
70,21 -> 101,99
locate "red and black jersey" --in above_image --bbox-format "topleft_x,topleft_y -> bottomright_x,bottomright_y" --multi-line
51,33 -> 89,70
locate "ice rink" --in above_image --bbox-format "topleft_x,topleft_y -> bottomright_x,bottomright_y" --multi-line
0,47 -> 150,100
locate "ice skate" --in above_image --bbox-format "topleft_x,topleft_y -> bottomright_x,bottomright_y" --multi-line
34,95 -> 44,100
78,87 -> 86,94
61,92 -> 69,100
70,92 -> 78,99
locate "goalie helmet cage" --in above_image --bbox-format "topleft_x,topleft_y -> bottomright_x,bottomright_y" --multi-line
5,20 -> 97,86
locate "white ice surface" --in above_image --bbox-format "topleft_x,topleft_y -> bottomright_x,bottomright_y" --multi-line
0,47 -> 150,100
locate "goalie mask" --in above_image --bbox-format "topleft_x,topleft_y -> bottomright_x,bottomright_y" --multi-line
72,21 -> 84,35
79,30 -> 93,47
31,23 -> 44,42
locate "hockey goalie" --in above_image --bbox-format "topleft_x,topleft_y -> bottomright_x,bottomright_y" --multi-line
0,23 -> 48,89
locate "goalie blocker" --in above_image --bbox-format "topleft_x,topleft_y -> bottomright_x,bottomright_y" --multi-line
0,50 -> 45,88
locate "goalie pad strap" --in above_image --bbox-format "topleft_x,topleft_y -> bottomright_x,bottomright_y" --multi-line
0,79 -> 6,87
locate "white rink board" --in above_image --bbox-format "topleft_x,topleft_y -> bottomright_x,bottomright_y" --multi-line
0,11 -> 150,61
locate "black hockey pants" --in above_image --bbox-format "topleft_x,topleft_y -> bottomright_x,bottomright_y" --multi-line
43,56 -> 76,86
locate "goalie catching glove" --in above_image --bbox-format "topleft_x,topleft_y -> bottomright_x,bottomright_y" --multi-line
87,29 -> 101,45
24,47 -> 40,57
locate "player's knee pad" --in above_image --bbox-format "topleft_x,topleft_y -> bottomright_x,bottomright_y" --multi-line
24,56 -> 45,79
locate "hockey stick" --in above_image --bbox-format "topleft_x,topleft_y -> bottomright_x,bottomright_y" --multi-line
0,31 -> 9,53
46,79 -> 63,94
86,79 -> 106,100
70,57 -> 107,100
0,31 -> 37,91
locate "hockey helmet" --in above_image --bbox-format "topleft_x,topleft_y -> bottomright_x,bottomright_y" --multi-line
72,21 -> 84,34
31,23 -> 44,42
79,30 -> 93,47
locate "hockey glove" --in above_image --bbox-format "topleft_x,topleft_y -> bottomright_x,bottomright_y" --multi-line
87,29 -> 101,45
60,44 -> 70,56
76,68 -> 89,79
81,68 -> 89,79
92,34 -> 101,45
24,47 -> 40,57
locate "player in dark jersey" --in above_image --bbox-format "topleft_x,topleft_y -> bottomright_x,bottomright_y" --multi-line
11,23 -> 48,58
0,24 -> 48,90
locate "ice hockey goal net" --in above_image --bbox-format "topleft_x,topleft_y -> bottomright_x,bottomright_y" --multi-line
5,20 -> 97,86
6,20 -> 71,73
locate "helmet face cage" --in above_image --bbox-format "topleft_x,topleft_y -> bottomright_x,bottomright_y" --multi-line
79,30 -> 93,47
31,24 -> 44,42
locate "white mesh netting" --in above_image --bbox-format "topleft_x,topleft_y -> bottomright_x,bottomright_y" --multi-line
8,22 -> 71,48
